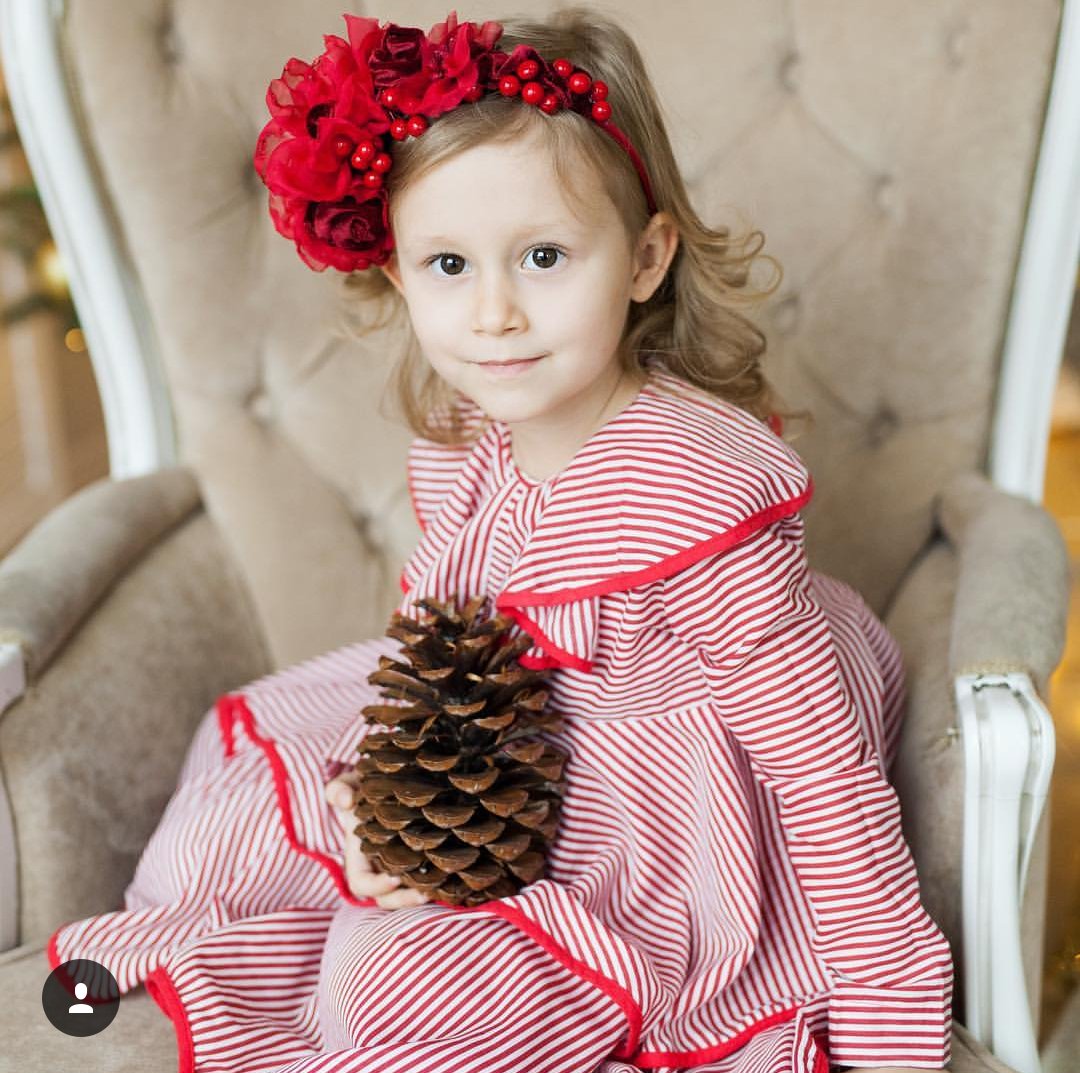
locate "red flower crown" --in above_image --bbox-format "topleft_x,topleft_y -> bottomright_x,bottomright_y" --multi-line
253,10 -> 658,273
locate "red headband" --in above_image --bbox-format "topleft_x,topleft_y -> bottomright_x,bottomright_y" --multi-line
253,10 -> 658,273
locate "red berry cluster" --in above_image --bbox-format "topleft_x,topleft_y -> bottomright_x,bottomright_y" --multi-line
334,88 -> 439,191
324,135 -> 396,191
497,57 -> 611,120
340,57 -> 611,192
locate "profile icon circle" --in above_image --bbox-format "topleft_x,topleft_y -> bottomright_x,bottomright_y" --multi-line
42,959 -> 120,1036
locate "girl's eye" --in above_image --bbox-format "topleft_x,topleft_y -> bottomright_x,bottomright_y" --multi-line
425,245 -> 565,277
526,246 -> 563,270
429,252 -> 466,276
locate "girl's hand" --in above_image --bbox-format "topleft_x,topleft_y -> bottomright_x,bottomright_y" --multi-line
324,771 -> 432,910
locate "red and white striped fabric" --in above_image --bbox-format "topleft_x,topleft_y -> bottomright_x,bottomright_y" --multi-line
48,359 -> 953,1073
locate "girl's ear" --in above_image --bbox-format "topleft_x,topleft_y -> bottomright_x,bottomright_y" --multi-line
381,255 -> 404,295
631,212 -> 680,304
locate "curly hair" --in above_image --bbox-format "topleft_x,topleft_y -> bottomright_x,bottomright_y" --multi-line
337,4 -> 812,447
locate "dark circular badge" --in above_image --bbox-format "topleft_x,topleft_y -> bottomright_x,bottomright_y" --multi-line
42,959 -> 120,1036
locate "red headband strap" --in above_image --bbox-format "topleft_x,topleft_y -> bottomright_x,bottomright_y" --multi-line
254,10 -> 658,273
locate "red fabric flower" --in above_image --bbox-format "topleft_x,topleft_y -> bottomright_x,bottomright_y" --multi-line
254,20 -> 401,271
366,24 -> 429,86
266,189 -> 393,273
351,11 -> 503,117
254,38 -> 389,204
307,194 -> 394,268
422,11 -> 505,115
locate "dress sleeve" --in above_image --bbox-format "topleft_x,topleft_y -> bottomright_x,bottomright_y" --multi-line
661,517 -> 954,1070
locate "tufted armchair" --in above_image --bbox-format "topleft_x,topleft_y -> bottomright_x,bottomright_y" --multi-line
0,1 -> 1077,1071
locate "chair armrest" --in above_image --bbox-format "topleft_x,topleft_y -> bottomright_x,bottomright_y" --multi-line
934,469 -> 1070,697
0,466 -> 203,682
0,470 -> 272,952
887,470 -> 1068,1073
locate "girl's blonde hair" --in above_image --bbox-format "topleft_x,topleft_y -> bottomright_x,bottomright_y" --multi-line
339,4 -> 812,446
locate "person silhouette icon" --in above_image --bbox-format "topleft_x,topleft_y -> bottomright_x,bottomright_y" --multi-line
67,982 -> 94,1014
43,959 -> 119,1036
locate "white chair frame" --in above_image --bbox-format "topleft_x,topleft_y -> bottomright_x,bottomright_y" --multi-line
2,4 -> 1079,1071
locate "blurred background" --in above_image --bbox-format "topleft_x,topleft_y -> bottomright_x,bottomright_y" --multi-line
2,34 -> 1080,1056
0,65 -> 106,552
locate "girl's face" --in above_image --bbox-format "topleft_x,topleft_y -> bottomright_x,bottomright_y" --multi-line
380,127 -> 676,437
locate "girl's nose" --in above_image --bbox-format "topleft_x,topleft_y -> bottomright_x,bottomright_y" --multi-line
472,272 -> 527,336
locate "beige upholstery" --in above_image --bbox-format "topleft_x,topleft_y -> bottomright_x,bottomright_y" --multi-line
0,2 -> 1071,1071
0,471 -> 272,947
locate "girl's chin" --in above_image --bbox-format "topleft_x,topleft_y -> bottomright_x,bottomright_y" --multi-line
470,393 -> 554,425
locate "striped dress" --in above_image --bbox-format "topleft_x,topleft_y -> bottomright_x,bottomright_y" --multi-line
47,360 -> 954,1073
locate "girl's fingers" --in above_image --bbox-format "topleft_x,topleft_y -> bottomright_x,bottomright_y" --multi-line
375,885 -> 432,910
325,774 -> 430,906
340,812 -> 406,896
345,829 -> 388,885
325,773 -> 359,810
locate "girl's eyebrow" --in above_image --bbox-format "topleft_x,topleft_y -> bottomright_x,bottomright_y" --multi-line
408,222 -> 582,248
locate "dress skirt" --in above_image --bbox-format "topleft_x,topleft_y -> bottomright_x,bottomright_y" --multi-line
47,636 -> 830,1073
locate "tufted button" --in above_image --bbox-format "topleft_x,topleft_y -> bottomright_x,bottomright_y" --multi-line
773,293 -> 800,335
778,50 -> 801,93
156,9 -> 182,65
945,18 -> 970,68
242,153 -> 260,191
248,390 -> 273,425
865,402 -> 900,448
873,173 -> 899,215
356,509 -> 392,560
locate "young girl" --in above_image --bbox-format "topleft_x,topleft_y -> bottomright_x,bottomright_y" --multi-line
47,8 -> 954,1073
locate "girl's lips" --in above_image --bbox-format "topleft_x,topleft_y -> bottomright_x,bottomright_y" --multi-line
474,355 -> 545,377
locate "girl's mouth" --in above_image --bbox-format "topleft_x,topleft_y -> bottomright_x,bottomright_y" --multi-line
474,355 -> 545,377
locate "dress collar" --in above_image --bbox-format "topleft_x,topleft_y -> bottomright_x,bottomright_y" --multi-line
491,364 -> 813,605
400,362 -> 813,672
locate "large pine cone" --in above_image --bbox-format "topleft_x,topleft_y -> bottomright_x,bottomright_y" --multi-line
349,594 -> 570,907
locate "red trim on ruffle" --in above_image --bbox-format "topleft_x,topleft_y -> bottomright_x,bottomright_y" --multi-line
631,1005 -> 801,1067
496,478 -> 814,608
811,1029 -> 831,1073
402,481 -> 815,615
216,694 -> 236,758
49,920 -> 200,1071
145,965 -> 194,1073
499,604 -> 593,672
230,688 -> 822,1069
519,650 -> 573,671
229,692 -> 380,909
46,925 -> 62,969
459,897 -> 642,1059
394,586 -> 590,672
